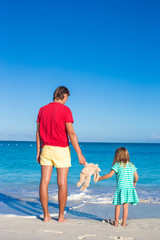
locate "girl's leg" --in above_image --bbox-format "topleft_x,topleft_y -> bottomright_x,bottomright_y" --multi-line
115,205 -> 121,226
122,203 -> 129,226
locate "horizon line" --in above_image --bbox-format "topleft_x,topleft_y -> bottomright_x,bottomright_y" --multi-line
0,140 -> 160,144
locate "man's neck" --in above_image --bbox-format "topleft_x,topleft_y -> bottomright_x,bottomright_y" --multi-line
54,99 -> 64,104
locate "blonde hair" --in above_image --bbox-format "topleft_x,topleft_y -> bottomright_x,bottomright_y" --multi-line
112,147 -> 130,167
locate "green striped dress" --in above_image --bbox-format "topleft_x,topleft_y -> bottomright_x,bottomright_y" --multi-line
111,162 -> 139,205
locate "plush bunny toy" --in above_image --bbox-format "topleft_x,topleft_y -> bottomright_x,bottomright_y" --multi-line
77,162 -> 101,191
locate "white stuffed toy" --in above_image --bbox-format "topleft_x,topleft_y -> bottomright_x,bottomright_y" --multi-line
77,162 -> 101,191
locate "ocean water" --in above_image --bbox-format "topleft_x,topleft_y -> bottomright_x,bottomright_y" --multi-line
0,141 -> 160,217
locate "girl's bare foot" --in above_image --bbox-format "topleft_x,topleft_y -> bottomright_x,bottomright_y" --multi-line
113,221 -> 119,227
121,221 -> 127,227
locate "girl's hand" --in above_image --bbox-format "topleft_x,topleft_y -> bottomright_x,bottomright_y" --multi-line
98,176 -> 101,181
133,182 -> 136,187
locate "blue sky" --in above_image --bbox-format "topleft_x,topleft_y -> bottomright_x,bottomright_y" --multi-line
0,0 -> 160,142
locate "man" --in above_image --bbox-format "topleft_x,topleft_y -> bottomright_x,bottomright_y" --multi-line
36,86 -> 86,222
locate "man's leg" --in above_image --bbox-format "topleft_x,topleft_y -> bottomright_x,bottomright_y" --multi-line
39,165 -> 53,222
56,167 -> 69,222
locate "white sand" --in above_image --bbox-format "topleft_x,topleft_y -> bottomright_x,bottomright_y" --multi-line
0,215 -> 160,240
1,201 -> 160,240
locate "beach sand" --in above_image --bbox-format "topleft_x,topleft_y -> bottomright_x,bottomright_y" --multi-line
0,203 -> 160,240
0,215 -> 160,240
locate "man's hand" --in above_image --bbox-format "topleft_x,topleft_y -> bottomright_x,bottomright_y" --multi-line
78,153 -> 86,165
36,152 -> 41,164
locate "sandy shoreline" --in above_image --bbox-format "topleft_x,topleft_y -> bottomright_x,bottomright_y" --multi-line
0,215 -> 160,240
1,201 -> 160,239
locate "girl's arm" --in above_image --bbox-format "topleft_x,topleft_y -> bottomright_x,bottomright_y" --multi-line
133,171 -> 139,187
98,170 -> 115,181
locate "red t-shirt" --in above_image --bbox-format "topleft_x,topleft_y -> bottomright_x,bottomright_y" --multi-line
37,102 -> 74,147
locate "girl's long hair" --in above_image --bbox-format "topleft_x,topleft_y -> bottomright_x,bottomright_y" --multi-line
112,147 -> 130,166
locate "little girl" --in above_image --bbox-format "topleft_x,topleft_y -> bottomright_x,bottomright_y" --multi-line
98,147 -> 139,227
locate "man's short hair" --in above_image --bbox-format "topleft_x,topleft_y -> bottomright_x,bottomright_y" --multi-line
53,86 -> 70,100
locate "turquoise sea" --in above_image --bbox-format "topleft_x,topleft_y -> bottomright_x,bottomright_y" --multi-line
0,141 -> 160,217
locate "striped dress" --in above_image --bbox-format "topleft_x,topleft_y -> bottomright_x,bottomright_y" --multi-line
111,162 -> 139,205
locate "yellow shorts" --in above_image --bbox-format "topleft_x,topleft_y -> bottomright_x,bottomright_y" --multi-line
40,145 -> 71,168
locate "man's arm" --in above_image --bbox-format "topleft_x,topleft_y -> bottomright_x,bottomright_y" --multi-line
98,170 -> 115,181
36,123 -> 41,164
66,122 -> 86,165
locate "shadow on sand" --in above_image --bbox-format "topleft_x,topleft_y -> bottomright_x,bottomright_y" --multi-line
0,192 -> 103,221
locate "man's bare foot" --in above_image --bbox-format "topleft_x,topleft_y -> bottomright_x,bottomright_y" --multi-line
43,216 -> 52,222
58,215 -> 67,222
